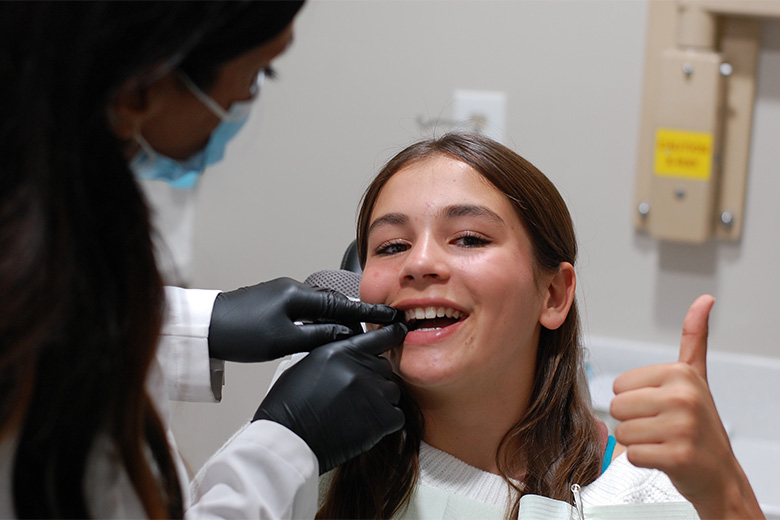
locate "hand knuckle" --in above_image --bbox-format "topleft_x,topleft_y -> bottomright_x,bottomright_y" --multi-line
676,414 -> 698,439
670,443 -> 696,468
670,387 -> 700,411
312,343 -> 343,363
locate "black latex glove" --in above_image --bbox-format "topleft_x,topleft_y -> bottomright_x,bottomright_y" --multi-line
254,322 -> 408,474
208,277 -> 401,362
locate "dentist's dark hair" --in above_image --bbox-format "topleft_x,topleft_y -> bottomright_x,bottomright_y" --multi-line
0,1 -> 302,518
318,133 -> 600,519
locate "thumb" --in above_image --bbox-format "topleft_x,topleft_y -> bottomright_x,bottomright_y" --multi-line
678,294 -> 715,380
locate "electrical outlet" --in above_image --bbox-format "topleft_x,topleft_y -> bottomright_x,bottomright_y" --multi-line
452,90 -> 507,144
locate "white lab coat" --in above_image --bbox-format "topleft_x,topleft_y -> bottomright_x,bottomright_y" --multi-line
0,286 -> 318,519
140,179 -> 198,288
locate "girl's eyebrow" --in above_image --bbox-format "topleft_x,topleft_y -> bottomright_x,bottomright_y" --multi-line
367,204 -> 503,236
443,204 -> 504,223
367,212 -> 408,236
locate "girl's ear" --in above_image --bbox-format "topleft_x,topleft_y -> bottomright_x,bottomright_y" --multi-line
539,262 -> 576,330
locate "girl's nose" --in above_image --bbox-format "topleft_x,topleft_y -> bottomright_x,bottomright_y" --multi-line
398,236 -> 450,286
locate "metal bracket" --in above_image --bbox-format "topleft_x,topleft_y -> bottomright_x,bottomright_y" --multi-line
633,1 -> 764,243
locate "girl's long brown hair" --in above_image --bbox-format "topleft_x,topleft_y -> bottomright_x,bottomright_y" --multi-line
318,133 -> 601,519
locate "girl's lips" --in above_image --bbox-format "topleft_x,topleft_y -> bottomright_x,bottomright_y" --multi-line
403,316 -> 464,345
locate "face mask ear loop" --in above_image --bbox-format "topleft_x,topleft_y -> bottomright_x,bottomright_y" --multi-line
177,71 -> 232,121
134,133 -> 159,161
251,69 -> 266,97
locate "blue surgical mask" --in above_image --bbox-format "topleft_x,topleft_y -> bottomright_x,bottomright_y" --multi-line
130,70 -> 263,189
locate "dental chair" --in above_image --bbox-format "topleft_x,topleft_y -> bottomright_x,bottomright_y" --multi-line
340,240 -> 362,274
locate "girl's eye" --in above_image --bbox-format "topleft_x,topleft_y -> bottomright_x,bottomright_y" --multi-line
453,232 -> 491,248
374,240 -> 409,256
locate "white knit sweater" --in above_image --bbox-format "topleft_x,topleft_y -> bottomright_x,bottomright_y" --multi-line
319,442 -> 698,519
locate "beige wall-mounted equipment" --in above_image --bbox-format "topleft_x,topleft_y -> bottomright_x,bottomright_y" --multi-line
634,1 -> 779,244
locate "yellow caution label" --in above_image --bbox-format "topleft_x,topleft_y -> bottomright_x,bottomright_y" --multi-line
654,128 -> 713,181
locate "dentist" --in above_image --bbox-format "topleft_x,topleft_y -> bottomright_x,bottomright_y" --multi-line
0,2 -> 405,518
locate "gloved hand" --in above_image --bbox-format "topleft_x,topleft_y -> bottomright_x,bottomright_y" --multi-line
208,277 -> 401,362
253,322 -> 408,474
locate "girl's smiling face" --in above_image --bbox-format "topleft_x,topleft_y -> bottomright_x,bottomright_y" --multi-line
360,155 -> 553,397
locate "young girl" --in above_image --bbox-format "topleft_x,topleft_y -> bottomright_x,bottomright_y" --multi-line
316,133 -> 763,519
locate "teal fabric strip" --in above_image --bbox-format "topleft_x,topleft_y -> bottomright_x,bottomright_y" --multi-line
601,435 -> 617,474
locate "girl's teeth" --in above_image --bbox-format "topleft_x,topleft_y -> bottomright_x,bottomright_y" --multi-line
404,307 -> 464,323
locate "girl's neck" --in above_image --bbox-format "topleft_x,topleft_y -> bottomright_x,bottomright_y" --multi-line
414,377 -> 532,477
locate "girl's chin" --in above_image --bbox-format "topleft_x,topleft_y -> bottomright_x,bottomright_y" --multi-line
394,359 -> 461,390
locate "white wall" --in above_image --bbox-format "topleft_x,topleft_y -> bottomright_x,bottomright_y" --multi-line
169,0 -> 780,472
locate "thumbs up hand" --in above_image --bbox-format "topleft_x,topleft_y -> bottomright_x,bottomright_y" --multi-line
610,295 -> 763,519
